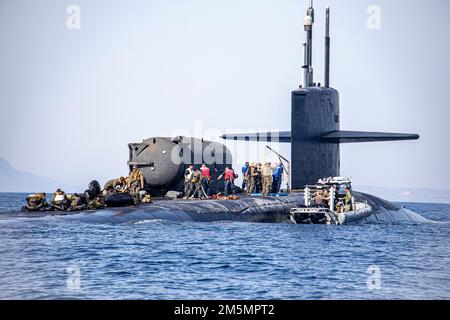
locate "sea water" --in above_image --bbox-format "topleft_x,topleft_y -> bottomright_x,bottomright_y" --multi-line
0,193 -> 449,299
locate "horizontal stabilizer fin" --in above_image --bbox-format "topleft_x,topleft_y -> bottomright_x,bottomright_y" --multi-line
221,131 -> 291,143
321,130 -> 420,143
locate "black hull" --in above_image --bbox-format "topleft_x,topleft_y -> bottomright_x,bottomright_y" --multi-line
3,192 -> 429,224
68,194 -> 304,224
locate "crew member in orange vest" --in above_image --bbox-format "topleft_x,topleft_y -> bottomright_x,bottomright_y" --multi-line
200,163 -> 211,198
217,166 -> 236,196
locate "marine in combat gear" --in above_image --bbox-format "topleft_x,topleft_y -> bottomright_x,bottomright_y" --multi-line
103,177 -> 127,194
262,162 -> 273,197
127,165 -> 145,204
67,193 -> 87,212
189,168 -> 202,199
50,189 -> 70,211
87,195 -> 105,210
23,192 -> 48,211
183,165 -> 194,198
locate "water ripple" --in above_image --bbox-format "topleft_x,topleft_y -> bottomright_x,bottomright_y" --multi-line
0,195 -> 449,299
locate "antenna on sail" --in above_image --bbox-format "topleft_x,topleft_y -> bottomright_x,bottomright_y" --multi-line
302,0 -> 315,87
324,6 -> 330,87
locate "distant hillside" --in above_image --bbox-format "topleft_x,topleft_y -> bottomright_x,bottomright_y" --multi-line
355,185 -> 450,204
0,157 -> 80,193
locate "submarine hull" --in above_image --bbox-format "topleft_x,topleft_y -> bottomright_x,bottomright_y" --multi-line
6,192 -> 428,224
66,194 -> 304,224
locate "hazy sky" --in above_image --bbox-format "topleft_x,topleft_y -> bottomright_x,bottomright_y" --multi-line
0,0 -> 449,190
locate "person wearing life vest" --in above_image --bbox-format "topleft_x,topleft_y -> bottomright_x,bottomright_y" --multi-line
200,163 -> 211,198
217,166 -> 236,196
50,189 -> 70,211
24,192 -> 48,211
183,165 -> 194,198
68,193 -> 87,212
87,195 -> 105,210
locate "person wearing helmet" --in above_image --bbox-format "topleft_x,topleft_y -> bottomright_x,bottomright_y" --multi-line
127,165 -> 145,204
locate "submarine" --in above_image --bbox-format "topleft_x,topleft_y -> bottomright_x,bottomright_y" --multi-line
12,1 -> 424,224
116,1 -> 420,224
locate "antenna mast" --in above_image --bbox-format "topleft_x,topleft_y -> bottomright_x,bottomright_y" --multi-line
302,0 -> 314,87
324,6 -> 330,87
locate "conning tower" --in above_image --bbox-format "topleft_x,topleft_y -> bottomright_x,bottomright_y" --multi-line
222,1 -> 419,189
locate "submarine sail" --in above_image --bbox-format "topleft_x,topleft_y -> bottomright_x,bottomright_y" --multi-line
221,1 -> 419,188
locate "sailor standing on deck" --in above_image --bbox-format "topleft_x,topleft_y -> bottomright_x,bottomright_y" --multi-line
255,163 -> 263,194
271,162 -> 283,193
262,162 -> 273,196
200,163 -> 211,198
183,165 -> 194,198
247,163 -> 257,194
218,166 -> 236,196
241,162 -> 249,192
189,168 -> 202,199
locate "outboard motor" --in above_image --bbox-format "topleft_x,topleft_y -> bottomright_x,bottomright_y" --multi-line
84,180 -> 101,202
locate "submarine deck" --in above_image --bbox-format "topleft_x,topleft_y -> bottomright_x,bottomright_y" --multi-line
2,192 -> 414,224
5,194 -> 304,223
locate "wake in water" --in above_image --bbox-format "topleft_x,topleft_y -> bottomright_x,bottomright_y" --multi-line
365,207 -> 434,223
133,219 -> 167,225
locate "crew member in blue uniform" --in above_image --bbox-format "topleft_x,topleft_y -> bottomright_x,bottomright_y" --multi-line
272,162 -> 283,193
241,161 -> 249,191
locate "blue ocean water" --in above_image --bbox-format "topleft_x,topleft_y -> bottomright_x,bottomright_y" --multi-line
0,193 -> 449,300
